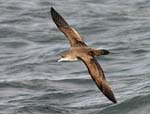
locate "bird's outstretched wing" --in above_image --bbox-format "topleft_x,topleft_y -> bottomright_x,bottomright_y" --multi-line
51,7 -> 87,47
78,55 -> 117,103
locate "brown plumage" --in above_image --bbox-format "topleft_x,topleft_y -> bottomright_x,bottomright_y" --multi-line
77,54 -> 117,103
51,7 -> 87,47
50,7 -> 117,103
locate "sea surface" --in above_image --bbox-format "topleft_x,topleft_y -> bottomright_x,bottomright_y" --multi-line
0,0 -> 150,114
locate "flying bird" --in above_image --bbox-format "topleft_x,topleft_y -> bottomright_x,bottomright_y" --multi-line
50,7 -> 117,103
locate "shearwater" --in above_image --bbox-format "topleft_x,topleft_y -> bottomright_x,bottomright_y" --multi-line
51,7 -> 117,103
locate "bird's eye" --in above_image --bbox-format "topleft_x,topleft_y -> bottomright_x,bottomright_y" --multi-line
61,55 -> 64,58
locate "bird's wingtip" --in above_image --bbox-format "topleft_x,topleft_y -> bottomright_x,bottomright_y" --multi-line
99,79 -> 117,104
51,7 -> 54,11
111,95 -> 117,104
50,6 -> 70,28
113,99 -> 117,103
50,7 -> 55,14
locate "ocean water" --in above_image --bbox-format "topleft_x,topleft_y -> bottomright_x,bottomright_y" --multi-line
0,0 -> 150,114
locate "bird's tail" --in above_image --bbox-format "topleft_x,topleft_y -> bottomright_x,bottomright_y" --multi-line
93,49 -> 110,56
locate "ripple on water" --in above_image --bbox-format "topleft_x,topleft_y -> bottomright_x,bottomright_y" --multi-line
0,0 -> 150,114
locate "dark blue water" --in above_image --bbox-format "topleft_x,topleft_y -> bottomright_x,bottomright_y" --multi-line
0,0 -> 150,114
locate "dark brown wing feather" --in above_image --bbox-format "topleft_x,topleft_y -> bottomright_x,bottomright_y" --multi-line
78,55 -> 117,103
51,7 -> 87,47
